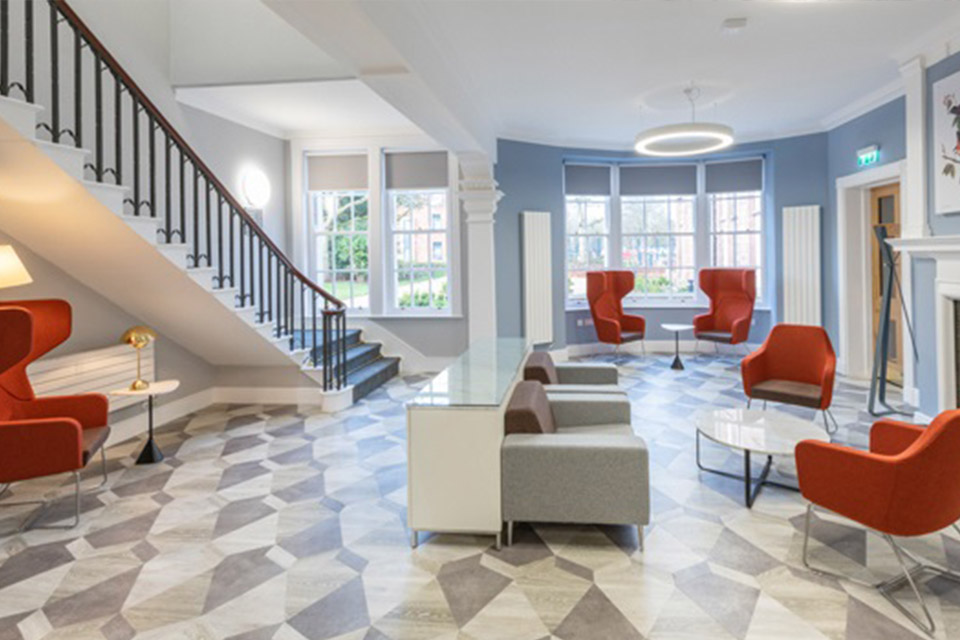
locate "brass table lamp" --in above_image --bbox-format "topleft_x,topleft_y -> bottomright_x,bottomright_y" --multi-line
121,325 -> 157,391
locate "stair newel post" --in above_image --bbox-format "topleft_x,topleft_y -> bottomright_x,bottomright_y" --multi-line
131,97 -> 139,215
311,292 -> 317,368
322,308 -> 330,391
339,310 -> 346,389
238,216 -> 245,305
1,0 -> 8,96
300,280 -> 306,352
181,153 -> 189,251
147,114 -> 155,217
248,217 -> 255,306
72,26 -> 80,147
48,0 -> 59,143
216,193 -> 225,287
24,0 -> 32,102
93,50 -> 102,180
266,252 -> 273,323
258,238 -> 265,322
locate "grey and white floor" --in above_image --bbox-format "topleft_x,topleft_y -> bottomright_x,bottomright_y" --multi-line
0,351 -> 955,639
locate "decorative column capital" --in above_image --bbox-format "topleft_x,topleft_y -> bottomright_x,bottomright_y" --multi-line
457,152 -> 503,224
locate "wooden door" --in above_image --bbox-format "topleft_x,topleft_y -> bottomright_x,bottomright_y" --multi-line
870,183 -> 902,386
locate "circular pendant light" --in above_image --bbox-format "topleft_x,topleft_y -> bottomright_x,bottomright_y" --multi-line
634,85 -> 735,157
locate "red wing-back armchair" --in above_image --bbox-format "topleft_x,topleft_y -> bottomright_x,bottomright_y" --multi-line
694,268 -> 756,348
796,411 -> 960,635
0,299 -> 110,530
741,324 -> 837,433
586,271 -> 645,350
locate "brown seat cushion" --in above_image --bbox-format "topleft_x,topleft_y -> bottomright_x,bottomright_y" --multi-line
81,426 -> 111,465
524,352 -> 559,385
697,331 -> 733,344
505,381 -> 556,434
751,379 -> 822,409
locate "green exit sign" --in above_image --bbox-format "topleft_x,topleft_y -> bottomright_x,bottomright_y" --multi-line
857,145 -> 880,167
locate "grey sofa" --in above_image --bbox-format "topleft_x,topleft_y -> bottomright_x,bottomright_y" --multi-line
501,381 -> 650,548
523,352 -> 623,395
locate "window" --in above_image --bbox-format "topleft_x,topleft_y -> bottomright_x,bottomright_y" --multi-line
621,195 -> 695,296
307,154 -> 369,309
563,158 -> 765,307
311,192 -> 369,309
389,190 -> 449,310
385,151 -> 451,313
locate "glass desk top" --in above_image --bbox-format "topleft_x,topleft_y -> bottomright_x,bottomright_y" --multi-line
408,338 -> 531,408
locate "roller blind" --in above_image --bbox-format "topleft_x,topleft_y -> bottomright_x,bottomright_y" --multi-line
705,159 -> 763,193
307,154 -> 368,191
384,151 -> 449,189
619,165 -> 697,196
564,165 -> 611,196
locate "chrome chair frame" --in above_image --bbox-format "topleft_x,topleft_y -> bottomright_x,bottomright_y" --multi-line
802,503 -> 960,636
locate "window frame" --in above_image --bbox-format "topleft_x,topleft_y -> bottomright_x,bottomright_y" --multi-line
385,186 -> 455,315
564,193 -> 612,303
563,157 -> 766,310
308,189 -> 371,311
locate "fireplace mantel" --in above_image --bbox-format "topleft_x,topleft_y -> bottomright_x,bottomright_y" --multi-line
889,235 -> 960,413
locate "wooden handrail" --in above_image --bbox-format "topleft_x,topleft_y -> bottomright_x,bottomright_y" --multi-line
52,0 -> 345,309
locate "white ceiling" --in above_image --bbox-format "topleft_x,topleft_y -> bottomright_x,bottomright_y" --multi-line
175,79 -> 422,139
350,0 -> 960,148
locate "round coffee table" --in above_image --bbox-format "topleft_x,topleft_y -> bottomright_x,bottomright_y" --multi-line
661,323 -> 694,370
695,408 -> 828,507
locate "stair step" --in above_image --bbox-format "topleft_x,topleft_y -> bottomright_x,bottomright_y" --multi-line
0,95 -> 43,138
349,357 -> 400,403
344,342 -> 382,372
292,328 -> 362,351
34,140 -> 89,180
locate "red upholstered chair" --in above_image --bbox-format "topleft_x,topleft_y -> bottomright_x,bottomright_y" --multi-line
741,324 -> 837,433
693,268 -> 756,351
796,411 -> 960,635
0,299 -> 110,530
586,271 -> 645,353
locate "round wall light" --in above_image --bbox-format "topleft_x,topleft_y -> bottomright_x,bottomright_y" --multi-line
634,123 -> 734,157
240,166 -> 271,209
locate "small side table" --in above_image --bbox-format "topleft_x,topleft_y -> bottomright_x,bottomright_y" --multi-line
110,379 -> 180,464
661,323 -> 694,370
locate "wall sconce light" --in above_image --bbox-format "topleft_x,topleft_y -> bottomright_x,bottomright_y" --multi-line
240,166 -> 271,209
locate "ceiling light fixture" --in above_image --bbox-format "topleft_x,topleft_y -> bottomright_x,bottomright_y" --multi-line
634,85 -> 735,157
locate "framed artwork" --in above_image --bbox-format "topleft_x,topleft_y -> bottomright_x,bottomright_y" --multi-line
933,69 -> 960,215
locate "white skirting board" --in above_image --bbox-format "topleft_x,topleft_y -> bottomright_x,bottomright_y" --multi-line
522,211 -> 553,345
782,205 -> 822,325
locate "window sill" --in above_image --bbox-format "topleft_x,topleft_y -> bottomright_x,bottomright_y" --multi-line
566,303 -> 772,312
348,313 -> 464,321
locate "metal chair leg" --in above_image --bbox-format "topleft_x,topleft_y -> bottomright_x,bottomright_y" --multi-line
882,534 -> 936,636
747,398 -> 752,409
507,520 -> 514,547
99,447 -> 109,487
823,409 -> 840,435
762,400 -> 767,410
637,526 -> 644,552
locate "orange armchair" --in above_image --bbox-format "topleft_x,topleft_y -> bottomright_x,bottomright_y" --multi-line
693,268 -> 756,348
0,300 -> 110,531
796,411 -> 960,635
741,324 -> 837,433
586,271 -> 645,348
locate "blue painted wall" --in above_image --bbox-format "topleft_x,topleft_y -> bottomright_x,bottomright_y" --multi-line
823,98 -> 906,343
495,134 -> 829,348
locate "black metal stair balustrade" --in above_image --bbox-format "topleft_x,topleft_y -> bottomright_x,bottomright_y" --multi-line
0,0 -> 347,390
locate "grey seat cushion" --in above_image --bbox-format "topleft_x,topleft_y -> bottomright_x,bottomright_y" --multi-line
544,384 -> 624,395
697,331 -> 733,343
82,426 -> 111,465
751,379 -> 822,409
524,352 -> 559,385
505,381 -> 556,434
556,423 -> 633,436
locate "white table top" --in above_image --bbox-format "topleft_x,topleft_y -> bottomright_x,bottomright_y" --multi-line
408,338 -> 530,408
661,323 -> 695,333
696,408 -> 828,456
110,379 -> 180,397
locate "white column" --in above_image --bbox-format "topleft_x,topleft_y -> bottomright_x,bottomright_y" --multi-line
458,152 -> 503,343
899,56 -> 927,406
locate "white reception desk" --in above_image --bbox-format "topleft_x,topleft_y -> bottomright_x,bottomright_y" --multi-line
406,338 -> 531,549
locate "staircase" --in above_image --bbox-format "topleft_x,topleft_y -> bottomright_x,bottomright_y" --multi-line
0,0 -> 398,405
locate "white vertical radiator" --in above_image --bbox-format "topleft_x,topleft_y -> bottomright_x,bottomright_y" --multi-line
522,211 -> 553,345
782,205 -> 822,325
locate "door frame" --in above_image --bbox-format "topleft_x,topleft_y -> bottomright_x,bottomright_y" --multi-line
836,160 -> 916,403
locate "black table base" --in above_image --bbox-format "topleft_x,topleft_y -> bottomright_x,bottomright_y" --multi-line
695,430 -> 799,507
134,394 -> 164,464
671,331 -> 684,370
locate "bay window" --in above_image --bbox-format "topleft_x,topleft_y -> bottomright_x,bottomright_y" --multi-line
564,158 -> 765,307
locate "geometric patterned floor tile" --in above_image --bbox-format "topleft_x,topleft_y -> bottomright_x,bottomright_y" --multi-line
1,354 -> 957,639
